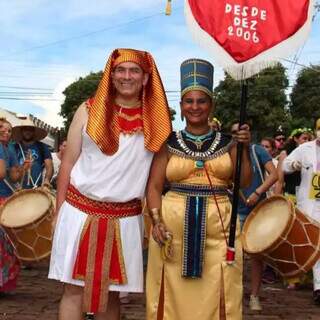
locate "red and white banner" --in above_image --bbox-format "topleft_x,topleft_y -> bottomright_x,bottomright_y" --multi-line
185,0 -> 314,79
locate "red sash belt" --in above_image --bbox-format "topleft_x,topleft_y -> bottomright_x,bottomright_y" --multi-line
66,184 -> 141,313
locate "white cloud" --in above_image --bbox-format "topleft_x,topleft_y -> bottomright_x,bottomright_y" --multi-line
62,0 -> 165,19
30,77 -> 75,128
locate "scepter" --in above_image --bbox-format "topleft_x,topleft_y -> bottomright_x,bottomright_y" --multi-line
227,79 -> 247,262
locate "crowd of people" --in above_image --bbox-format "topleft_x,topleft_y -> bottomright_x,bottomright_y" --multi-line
0,48 -> 319,320
0,116 -> 66,295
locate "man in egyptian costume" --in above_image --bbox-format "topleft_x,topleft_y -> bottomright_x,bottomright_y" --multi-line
48,48 -> 172,320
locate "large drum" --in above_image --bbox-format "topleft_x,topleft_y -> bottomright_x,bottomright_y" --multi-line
0,188 -> 55,262
242,195 -> 320,277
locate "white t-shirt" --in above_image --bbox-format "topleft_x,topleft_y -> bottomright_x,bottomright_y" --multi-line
51,152 -> 61,181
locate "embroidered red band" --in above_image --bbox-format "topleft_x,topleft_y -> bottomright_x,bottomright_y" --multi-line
66,184 -> 141,313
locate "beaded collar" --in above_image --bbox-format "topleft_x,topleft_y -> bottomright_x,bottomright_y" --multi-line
167,130 -> 232,161
115,104 -> 143,134
183,129 -> 213,150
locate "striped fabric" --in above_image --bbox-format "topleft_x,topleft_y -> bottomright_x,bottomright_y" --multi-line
86,48 -> 172,155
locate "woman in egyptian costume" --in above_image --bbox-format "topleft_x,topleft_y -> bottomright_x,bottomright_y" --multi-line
146,59 -> 252,320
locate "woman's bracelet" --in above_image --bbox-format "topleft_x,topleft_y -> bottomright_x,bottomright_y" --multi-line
149,208 -> 162,225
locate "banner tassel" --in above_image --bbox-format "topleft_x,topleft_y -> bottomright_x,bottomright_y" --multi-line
165,0 -> 172,16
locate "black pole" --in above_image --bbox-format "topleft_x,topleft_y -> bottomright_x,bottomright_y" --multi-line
227,80 -> 248,262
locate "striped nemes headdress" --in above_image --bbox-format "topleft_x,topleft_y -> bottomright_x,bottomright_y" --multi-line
180,58 -> 214,98
86,48 -> 172,155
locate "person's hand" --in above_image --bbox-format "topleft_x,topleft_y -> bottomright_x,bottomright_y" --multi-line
234,124 -> 251,145
152,221 -> 170,246
246,192 -> 259,207
291,160 -> 302,171
23,159 -> 32,171
42,179 -> 51,189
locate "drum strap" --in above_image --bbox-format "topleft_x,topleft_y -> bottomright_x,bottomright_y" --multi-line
66,184 -> 141,313
252,144 -> 265,183
3,179 -> 15,193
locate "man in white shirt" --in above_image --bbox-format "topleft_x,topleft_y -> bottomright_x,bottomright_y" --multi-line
51,139 -> 67,189
283,117 -> 320,305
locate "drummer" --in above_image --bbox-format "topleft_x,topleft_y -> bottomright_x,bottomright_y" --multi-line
0,118 -> 24,195
231,121 -> 278,311
0,118 -> 22,295
11,118 -> 53,189
282,117 -> 320,305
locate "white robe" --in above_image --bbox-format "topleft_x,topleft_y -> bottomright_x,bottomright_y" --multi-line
48,130 -> 153,292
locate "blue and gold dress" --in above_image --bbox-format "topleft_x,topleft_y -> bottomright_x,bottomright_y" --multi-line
146,130 -> 243,320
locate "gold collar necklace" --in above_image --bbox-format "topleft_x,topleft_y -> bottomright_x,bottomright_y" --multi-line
115,99 -> 142,109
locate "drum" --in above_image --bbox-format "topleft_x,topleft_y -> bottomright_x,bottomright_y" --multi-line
242,195 -> 320,278
0,188 -> 55,262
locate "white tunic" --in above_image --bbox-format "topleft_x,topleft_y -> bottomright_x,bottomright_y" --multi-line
48,130 -> 153,292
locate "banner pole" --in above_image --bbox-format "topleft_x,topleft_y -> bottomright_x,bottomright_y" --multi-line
226,80 -> 248,264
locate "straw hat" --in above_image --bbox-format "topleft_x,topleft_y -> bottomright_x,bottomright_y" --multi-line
12,118 -> 47,142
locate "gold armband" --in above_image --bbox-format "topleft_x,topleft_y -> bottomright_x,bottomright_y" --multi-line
149,208 -> 162,225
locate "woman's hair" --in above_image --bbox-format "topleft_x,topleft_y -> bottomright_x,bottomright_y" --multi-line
261,137 -> 276,150
283,138 -> 296,155
284,128 -> 310,154
0,117 -> 12,127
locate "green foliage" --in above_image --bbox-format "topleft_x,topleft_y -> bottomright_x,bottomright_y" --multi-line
289,65 -> 320,129
60,71 -> 176,131
60,72 -> 103,130
169,108 -> 176,121
213,64 -> 289,139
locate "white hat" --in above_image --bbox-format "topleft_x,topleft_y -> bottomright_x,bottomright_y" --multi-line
12,118 -> 47,142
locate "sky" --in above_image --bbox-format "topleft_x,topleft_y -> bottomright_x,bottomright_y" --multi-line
0,0 -> 319,130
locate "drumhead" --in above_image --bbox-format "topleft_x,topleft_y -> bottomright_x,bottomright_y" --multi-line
242,196 -> 292,253
0,190 -> 52,228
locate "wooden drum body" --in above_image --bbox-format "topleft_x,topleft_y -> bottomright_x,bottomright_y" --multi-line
242,195 -> 320,278
0,188 -> 55,262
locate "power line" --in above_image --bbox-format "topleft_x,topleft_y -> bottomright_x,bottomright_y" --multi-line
0,60 -> 318,84
0,97 -> 62,101
0,92 -> 53,95
0,11 -> 167,59
0,85 -> 52,90
282,58 -> 320,73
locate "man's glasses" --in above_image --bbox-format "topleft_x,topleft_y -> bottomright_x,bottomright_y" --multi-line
275,137 -> 285,142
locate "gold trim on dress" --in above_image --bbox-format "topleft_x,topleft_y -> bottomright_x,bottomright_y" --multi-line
99,220 -> 115,311
110,221 -> 128,284
118,112 -> 143,121
83,219 -> 99,311
120,127 -> 143,135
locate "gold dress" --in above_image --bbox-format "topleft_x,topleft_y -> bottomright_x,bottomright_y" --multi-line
146,131 -> 243,320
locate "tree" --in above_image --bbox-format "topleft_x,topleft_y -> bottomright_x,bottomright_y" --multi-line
315,1 -> 320,15
60,72 -> 103,130
289,65 -> 320,129
169,108 -> 176,121
213,63 -> 289,139
60,71 -> 176,131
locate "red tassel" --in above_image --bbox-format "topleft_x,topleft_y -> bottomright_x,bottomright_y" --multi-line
226,247 -> 235,265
